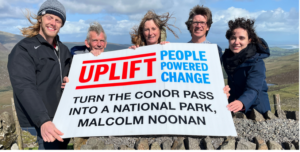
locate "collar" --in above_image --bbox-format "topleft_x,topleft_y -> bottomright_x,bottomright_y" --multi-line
36,34 -> 60,46
188,39 -> 211,44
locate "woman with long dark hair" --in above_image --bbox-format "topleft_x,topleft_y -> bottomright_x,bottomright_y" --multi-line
223,18 -> 271,115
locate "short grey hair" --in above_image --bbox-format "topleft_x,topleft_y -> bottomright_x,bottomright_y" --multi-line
86,21 -> 107,43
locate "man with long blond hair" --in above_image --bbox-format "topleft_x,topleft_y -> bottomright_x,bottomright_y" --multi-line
7,0 -> 71,149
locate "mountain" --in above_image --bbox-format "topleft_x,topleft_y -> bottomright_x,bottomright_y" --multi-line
0,31 -> 130,52
0,31 -> 24,44
64,42 -> 130,52
0,43 -> 8,52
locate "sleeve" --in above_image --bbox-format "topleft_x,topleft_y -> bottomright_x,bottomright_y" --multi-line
237,61 -> 266,112
7,45 -> 51,127
217,45 -> 223,64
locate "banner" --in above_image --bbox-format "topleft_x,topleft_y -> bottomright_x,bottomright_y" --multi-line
53,43 -> 237,138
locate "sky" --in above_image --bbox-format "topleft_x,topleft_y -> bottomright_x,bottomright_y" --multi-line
0,0 -> 299,49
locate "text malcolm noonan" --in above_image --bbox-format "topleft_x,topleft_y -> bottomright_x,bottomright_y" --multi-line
78,115 -> 206,127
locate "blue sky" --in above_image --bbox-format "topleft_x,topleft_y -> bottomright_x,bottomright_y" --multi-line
0,0 -> 299,49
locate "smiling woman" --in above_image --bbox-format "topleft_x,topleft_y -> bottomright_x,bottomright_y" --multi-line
130,10 -> 179,47
222,18 -> 271,115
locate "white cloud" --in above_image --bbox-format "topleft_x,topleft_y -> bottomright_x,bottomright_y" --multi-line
0,18 -> 28,35
103,20 -> 138,36
60,0 -> 173,14
60,18 -> 138,36
0,0 -> 298,45
0,0 -> 27,18
211,7 -> 299,34
60,19 -> 89,34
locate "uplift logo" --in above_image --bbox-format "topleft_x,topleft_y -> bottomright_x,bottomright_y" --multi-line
76,52 -> 157,90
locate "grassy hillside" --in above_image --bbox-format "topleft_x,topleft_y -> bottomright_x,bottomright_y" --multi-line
264,52 -> 299,112
267,47 -> 299,59
0,31 -> 23,44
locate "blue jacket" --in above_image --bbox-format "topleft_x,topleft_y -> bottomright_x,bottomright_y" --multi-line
223,39 -> 271,114
70,45 -> 89,55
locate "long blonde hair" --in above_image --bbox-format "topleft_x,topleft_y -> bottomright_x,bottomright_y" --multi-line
130,10 -> 179,46
20,10 -> 42,38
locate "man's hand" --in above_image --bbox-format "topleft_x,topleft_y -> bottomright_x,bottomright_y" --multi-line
226,100 -> 244,113
223,85 -> 230,99
41,121 -> 64,142
61,76 -> 69,89
90,50 -> 102,56
128,45 -> 139,49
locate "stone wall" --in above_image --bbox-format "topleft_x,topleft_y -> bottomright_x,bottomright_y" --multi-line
0,109 -> 298,150
76,109 -> 299,150
0,112 -> 37,150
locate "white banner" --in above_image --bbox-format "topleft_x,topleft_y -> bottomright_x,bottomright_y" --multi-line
53,43 -> 237,138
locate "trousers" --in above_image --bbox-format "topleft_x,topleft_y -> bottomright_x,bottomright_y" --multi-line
35,127 -> 71,150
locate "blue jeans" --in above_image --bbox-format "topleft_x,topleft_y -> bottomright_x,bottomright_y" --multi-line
35,127 -> 70,150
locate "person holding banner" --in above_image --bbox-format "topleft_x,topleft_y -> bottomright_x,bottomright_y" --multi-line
129,9 -> 230,99
70,21 -> 107,56
185,5 -> 223,63
223,18 -> 271,115
129,10 -> 179,48
7,0 -> 71,149
185,5 -> 230,99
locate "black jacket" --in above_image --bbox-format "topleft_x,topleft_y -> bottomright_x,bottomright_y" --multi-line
222,38 -> 271,114
8,34 -> 72,128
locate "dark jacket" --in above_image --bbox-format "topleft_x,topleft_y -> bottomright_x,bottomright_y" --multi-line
8,34 -> 72,127
70,45 -> 89,55
222,38 -> 271,114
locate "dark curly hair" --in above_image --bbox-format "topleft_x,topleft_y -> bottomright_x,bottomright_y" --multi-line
225,18 -> 265,48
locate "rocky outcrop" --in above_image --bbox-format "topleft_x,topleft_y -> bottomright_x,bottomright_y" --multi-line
150,142 -> 161,150
135,138 -> 149,150
184,137 -> 200,150
171,137 -> 185,150
264,111 -> 277,119
249,109 -> 265,122
0,112 -> 17,149
253,136 -> 268,150
220,137 -> 235,150
233,112 -> 247,119
267,140 -> 283,150
203,136 -> 214,150
21,130 -> 38,148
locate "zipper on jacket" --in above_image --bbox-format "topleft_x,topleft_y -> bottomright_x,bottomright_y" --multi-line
53,43 -> 63,84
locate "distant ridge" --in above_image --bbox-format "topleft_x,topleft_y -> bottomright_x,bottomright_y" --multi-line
0,43 -> 8,52
0,31 -> 130,52
0,31 -> 23,44
64,42 -> 130,52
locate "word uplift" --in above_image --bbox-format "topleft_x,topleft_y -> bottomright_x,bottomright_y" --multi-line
76,52 -> 157,89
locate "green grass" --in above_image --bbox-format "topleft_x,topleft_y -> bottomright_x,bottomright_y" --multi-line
24,147 -> 38,150
264,52 -> 299,77
268,83 -> 299,112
